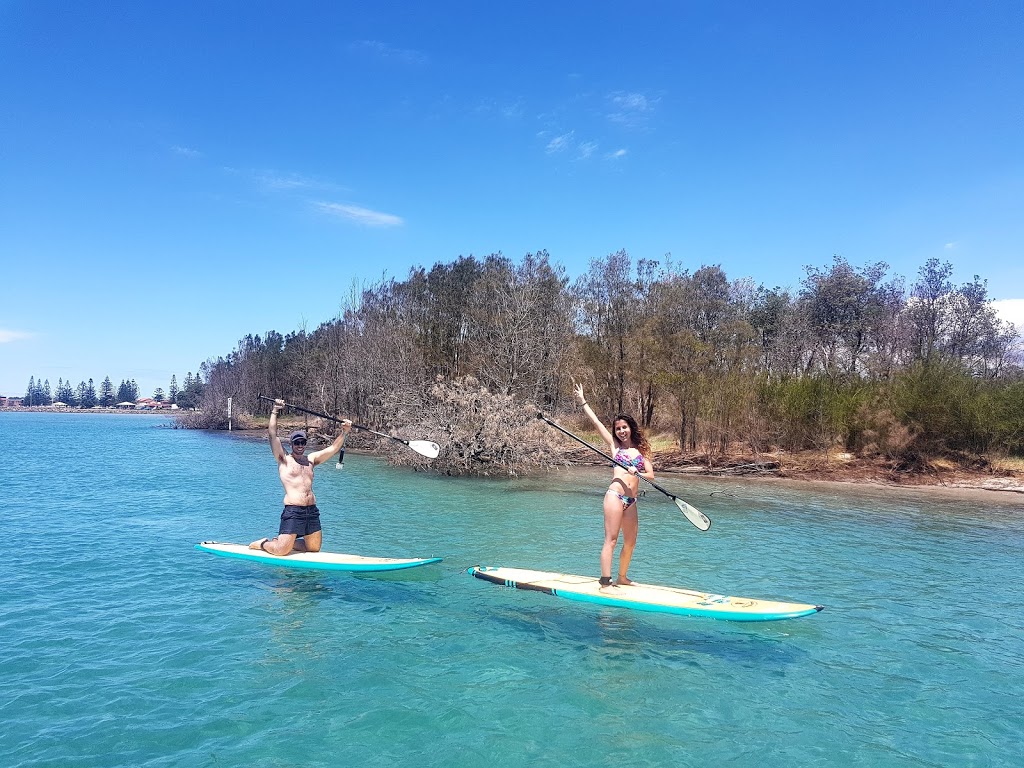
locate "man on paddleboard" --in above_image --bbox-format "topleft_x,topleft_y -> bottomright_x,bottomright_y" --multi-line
249,397 -> 351,556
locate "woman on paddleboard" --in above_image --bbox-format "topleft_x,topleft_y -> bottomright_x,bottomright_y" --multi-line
249,397 -> 351,556
574,381 -> 655,588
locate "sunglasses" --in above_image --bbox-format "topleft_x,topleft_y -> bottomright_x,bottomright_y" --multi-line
291,439 -> 307,446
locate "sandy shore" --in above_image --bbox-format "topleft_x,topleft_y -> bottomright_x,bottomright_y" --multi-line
574,445 -> 1024,500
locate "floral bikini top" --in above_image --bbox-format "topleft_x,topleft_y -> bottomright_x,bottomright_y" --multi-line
614,449 -> 647,472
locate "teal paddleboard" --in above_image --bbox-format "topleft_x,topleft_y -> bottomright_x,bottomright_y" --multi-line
468,565 -> 823,622
196,541 -> 442,572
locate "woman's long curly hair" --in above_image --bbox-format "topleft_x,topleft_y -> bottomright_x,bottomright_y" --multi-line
612,413 -> 651,456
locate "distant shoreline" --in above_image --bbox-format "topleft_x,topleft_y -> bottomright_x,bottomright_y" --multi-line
5,409 -> 1021,498
0,407 -> 178,415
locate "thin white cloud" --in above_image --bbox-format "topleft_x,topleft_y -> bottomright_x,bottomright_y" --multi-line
171,145 -> 201,158
0,329 -> 33,343
607,91 -> 658,127
502,103 -> 525,120
474,98 -> 525,120
539,130 -> 603,160
225,167 -> 338,193
349,40 -> 427,66
613,93 -> 651,111
944,241 -> 958,249
250,170 -> 318,191
315,202 -> 404,228
991,299 -> 1024,334
545,131 -> 574,154
608,148 -> 629,160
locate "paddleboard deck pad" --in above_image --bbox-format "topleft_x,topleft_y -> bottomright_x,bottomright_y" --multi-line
468,566 -> 823,621
196,542 -> 442,572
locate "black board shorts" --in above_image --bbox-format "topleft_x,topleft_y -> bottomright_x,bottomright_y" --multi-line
279,504 -> 322,536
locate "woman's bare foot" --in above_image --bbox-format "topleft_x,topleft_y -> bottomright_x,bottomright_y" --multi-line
249,537 -> 269,551
616,575 -> 636,586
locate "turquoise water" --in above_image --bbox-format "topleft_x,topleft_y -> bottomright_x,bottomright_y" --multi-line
2,412 -> 1022,767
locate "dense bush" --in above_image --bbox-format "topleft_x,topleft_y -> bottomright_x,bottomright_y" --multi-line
180,251 -> 1023,472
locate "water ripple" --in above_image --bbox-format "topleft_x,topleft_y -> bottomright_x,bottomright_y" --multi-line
1,413 -> 1022,767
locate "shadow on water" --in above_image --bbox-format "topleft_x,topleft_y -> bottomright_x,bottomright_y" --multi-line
208,562 -> 440,611
484,603 -> 810,669
352,565 -> 445,584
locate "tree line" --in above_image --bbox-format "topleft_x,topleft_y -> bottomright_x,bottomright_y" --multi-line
181,250 -> 1024,475
20,372 -> 206,409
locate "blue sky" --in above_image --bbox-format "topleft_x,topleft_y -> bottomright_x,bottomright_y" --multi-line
2,1 -> 1022,398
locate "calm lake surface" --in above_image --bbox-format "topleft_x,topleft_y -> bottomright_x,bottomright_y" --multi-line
2,412 -> 1022,767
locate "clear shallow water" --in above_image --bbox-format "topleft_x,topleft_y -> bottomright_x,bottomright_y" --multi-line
2,413 -> 1022,767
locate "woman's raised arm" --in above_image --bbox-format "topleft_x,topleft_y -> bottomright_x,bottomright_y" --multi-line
574,381 -> 613,448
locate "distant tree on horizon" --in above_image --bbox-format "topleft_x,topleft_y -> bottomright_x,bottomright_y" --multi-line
117,379 -> 139,403
55,378 -> 75,406
168,375 -> 178,404
77,379 -> 97,409
99,376 -> 115,407
176,371 -> 204,410
23,376 -> 53,406
153,387 -> 165,402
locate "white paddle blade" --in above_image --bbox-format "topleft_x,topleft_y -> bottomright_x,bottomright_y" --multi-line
675,497 -> 712,531
409,440 -> 441,459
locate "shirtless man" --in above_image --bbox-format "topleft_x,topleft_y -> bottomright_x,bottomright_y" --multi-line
249,398 -> 351,556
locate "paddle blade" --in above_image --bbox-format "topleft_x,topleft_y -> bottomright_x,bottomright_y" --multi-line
408,440 -> 441,459
675,497 -> 712,531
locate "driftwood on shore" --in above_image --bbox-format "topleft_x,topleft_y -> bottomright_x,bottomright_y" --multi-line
649,456 -> 781,476
699,461 -> 782,475
562,446 -> 782,476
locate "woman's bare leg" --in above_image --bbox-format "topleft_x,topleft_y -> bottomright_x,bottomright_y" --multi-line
616,504 -> 639,584
601,493 -> 624,583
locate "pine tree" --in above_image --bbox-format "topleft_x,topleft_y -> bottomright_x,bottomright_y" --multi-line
153,387 -> 165,402
99,376 -> 115,407
169,375 -> 179,404
24,376 -> 35,406
177,370 -> 204,409
56,378 -> 75,404
80,378 -> 97,408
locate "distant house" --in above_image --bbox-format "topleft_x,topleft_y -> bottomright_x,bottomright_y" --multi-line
1,397 -> 23,408
134,398 -> 176,410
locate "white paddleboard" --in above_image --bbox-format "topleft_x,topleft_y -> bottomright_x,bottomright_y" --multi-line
468,565 -> 823,622
196,541 -> 442,572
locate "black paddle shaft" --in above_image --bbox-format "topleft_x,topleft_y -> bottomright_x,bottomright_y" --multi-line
257,394 -> 410,446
